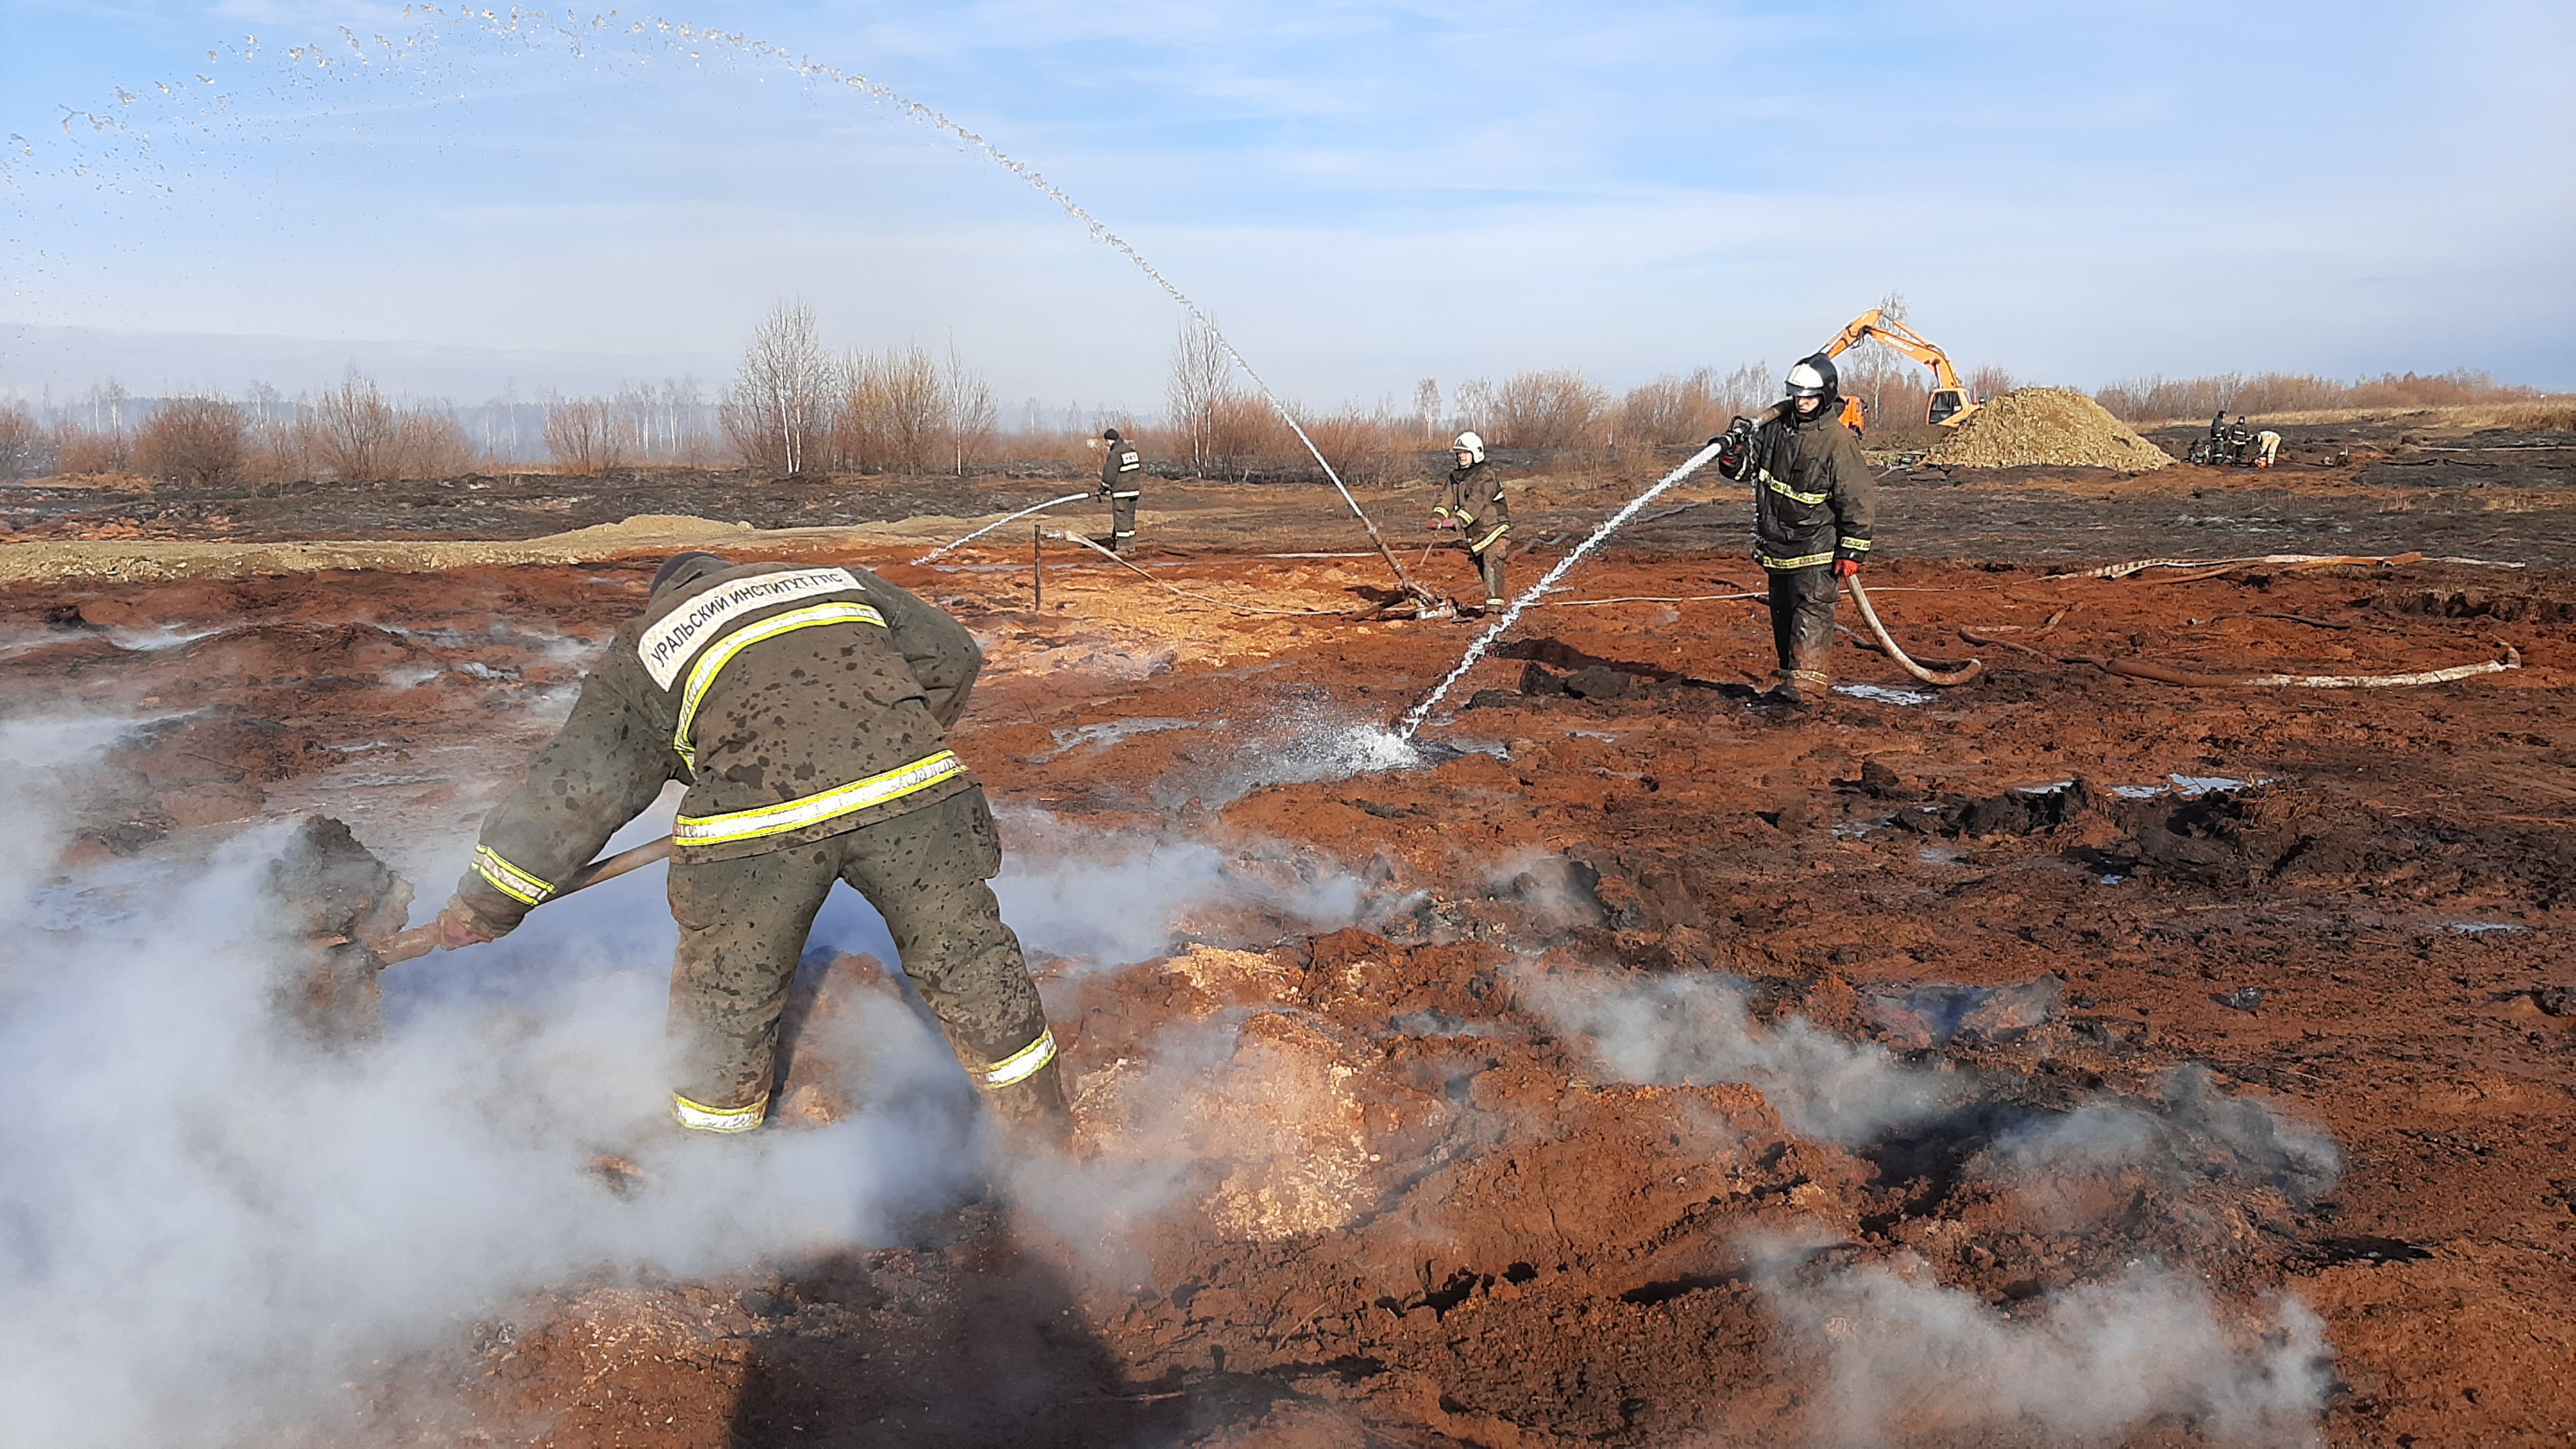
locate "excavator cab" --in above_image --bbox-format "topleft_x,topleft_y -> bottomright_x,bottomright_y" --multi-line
1927,388 -> 1970,426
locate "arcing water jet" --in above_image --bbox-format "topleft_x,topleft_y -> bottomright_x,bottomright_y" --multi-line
1395,440 -> 1726,739
911,493 -> 1090,566
12,8 -> 1437,608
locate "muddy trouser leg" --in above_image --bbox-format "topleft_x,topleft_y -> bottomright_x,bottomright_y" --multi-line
1110,495 -> 1139,552
1475,539 -> 1507,604
665,844 -> 842,1131
1767,565 -> 1837,688
833,788 -> 1067,1140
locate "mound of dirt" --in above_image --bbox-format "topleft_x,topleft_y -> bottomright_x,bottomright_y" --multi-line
1922,387 -> 2176,472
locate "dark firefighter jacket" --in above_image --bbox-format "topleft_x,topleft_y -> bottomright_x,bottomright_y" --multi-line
1731,404 -> 1875,571
455,561 -> 983,933
1438,461 -> 1511,554
1100,438 -> 1142,497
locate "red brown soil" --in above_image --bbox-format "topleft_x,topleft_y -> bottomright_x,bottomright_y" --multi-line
6,485 -> 2576,1444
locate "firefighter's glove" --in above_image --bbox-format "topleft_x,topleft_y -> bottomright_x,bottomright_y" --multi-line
1833,558 -> 1862,580
435,896 -> 502,950
1426,511 -> 1460,532
1712,416 -> 1755,478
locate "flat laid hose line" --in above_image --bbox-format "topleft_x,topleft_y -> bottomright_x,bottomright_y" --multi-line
2071,647 -> 2522,689
1045,531 -> 1363,616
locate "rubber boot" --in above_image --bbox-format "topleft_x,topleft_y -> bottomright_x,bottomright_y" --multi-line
985,1058 -> 1075,1157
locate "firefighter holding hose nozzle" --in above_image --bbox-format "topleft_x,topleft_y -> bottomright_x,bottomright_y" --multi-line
1432,430 -> 1511,614
1712,354 -> 1877,706
1097,427 -> 1144,553
432,552 -> 1070,1150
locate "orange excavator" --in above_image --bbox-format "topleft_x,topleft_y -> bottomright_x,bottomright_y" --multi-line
1819,310 -> 1980,433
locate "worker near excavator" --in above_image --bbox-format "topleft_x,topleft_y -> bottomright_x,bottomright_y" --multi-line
432,552 -> 1068,1146
1432,430 -> 1510,613
1712,355 -> 1877,706
1097,427 -> 1143,553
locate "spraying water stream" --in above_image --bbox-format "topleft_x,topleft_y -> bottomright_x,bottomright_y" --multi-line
910,491 -> 1090,565
10,6 -> 1432,602
1396,441 -> 1726,739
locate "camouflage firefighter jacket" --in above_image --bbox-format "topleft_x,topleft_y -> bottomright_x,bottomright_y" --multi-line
1738,407 -> 1875,571
456,561 -> 983,932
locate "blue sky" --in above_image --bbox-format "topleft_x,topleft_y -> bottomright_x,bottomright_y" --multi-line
4,0 -> 2571,409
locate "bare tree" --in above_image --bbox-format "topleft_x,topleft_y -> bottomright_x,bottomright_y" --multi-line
137,397 -> 247,484
307,370 -> 397,480
943,342 -> 997,476
721,301 -> 832,476
0,404 -> 52,480
544,396 -> 632,475
1491,369 -> 1610,450
1452,376 -> 1498,437
389,410 -> 477,478
1616,370 -> 1728,448
1412,378 -> 1443,442
831,343 -> 949,474
1166,316 -> 1233,475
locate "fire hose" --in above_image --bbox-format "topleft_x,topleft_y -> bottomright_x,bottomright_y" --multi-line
2071,647 -> 2521,689
1844,574 -> 1982,687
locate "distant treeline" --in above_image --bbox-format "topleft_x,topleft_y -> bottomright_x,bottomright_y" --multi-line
1,324 -> 2561,487
2089,370 -> 2549,423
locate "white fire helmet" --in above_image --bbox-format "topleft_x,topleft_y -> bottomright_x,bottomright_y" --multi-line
1785,356 -> 1837,399
1452,431 -> 1486,464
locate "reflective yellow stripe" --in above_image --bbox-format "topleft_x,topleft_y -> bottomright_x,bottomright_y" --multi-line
672,601 -> 885,770
981,1028 -> 1057,1088
1472,523 -> 1510,553
670,1092 -> 768,1133
1763,471 -> 1830,506
472,846 -> 554,907
1759,551 -> 1836,571
1840,537 -> 1871,553
673,751 -> 967,847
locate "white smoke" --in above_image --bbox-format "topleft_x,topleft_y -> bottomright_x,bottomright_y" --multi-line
1757,1246 -> 2335,1447
1519,968 -> 1970,1142
0,822 -> 985,1448
0,733 -> 1381,1444
992,808 -> 1363,964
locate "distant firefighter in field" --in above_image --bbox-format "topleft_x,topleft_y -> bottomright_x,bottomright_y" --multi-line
1712,354 -> 1877,706
432,552 -> 1068,1148
1432,430 -> 1511,614
1098,427 -> 1144,553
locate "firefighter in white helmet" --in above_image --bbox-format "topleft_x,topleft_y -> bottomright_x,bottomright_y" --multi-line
1711,355 -> 1876,705
1430,430 -> 1511,612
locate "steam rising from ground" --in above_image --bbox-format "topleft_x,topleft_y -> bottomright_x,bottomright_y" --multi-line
1521,968 -> 1969,1142
1756,1245 -> 2334,1447
0,726 -> 1372,1446
0,828 -> 983,1448
995,808 -> 1363,962
1533,967 -> 2341,1444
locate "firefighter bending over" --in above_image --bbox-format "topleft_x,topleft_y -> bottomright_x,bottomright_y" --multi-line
435,552 -> 1068,1144
1432,430 -> 1511,613
1713,354 -> 1877,706
1099,428 -> 1143,553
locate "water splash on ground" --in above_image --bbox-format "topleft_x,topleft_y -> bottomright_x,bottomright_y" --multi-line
1397,441 -> 1725,738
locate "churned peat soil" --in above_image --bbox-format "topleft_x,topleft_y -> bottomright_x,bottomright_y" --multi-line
3,453 -> 2575,1446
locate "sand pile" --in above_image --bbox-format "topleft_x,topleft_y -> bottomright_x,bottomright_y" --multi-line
1922,387 -> 2175,472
